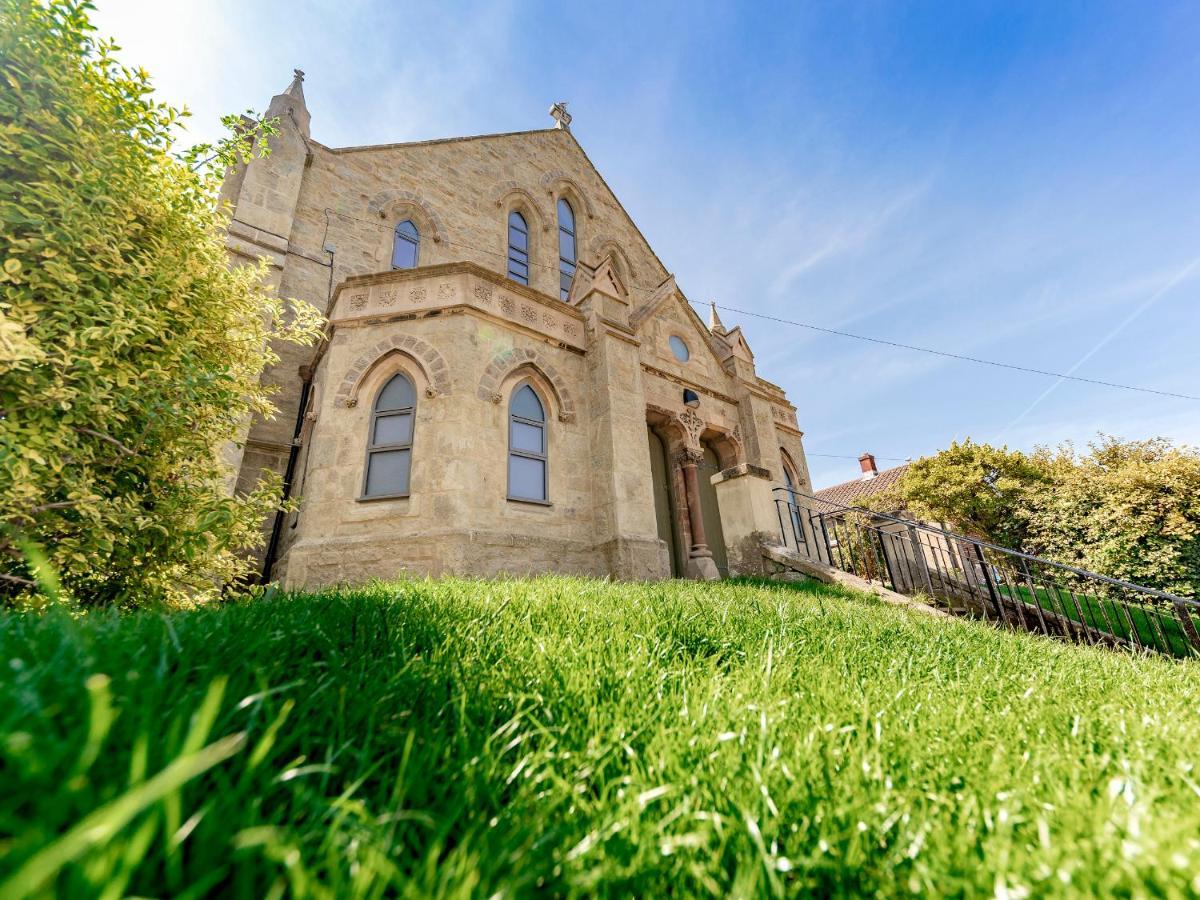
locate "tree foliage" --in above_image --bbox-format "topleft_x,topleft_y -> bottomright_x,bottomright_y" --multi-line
878,436 -> 1200,598
872,439 -> 1049,548
0,0 -> 322,607
1026,437 -> 1200,598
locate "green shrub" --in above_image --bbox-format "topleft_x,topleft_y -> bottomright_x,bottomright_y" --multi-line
0,0 -> 322,607
1028,437 -> 1200,598
876,436 -> 1200,597
869,439 -> 1049,547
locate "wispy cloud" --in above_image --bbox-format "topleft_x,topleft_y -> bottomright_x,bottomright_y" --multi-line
996,255 -> 1200,440
765,173 -> 938,300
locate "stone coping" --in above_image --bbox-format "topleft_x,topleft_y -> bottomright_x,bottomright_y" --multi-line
333,262 -> 583,321
711,463 -> 772,485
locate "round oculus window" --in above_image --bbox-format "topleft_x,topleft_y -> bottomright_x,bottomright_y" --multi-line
669,335 -> 690,362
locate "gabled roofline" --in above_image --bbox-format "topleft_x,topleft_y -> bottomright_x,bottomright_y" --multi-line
314,127 -> 560,155
560,131 -> 673,289
312,125 -> 675,294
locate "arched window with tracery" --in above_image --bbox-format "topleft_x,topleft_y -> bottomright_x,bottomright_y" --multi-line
362,373 -> 415,498
508,383 -> 548,502
557,198 -> 576,301
392,219 -> 419,269
507,211 -> 529,284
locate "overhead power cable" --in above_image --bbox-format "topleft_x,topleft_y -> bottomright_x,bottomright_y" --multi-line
697,301 -> 1200,402
314,207 -> 1193,402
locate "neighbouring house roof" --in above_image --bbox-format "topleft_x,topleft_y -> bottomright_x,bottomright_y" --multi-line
814,464 -> 909,510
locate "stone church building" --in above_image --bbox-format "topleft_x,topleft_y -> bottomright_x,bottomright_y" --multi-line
223,71 -> 813,587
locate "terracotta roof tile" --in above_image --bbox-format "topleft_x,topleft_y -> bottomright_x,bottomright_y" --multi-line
813,464 -> 909,510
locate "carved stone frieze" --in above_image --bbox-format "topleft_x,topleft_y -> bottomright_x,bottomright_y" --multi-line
332,267 -> 587,351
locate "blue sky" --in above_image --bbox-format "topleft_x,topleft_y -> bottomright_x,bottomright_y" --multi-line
94,0 -> 1200,488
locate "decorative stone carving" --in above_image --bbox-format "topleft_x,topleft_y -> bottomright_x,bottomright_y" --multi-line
474,282 -> 494,304
773,406 -> 799,430
437,282 -> 455,301
678,407 -> 704,449
408,287 -> 426,305
347,290 -> 368,311
378,287 -> 398,307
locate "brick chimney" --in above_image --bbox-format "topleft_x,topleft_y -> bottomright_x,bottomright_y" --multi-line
859,453 -> 878,480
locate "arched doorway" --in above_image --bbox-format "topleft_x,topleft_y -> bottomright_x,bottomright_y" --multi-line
698,442 -> 728,577
646,426 -> 682,576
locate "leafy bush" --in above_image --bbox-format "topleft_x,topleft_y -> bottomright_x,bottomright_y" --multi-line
0,0 -> 322,607
877,437 -> 1200,597
871,439 -> 1049,548
1027,437 -> 1200,598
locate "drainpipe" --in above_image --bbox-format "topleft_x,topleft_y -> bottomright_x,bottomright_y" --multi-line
260,377 -> 311,584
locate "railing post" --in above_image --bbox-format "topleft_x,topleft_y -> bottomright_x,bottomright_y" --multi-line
974,543 -> 1004,620
1174,601 -> 1200,656
906,524 -> 935,597
817,512 -> 834,565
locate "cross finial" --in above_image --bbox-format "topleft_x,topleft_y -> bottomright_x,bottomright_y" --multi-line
549,101 -> 572,131
283,68 -> 306,101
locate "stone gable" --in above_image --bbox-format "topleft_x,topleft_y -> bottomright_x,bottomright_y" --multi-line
221,75 -> 814,586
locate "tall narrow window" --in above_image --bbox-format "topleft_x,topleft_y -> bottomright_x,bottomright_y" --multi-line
362,373 -> 415,498
508,383 -> 547,502
557,198 -> 576,301
392,219 -> 419,269
507,211 -> 529,285
782,452 -> 803,543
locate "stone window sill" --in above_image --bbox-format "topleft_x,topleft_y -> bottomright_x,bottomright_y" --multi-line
507,496 -> 553,508
356,493 -> 411,503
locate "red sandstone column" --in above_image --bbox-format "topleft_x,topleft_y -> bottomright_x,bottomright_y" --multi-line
677,448 -> 719,579
680,456 -> 710,556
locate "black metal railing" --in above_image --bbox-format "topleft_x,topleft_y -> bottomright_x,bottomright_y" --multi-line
774,487 -> 1200,658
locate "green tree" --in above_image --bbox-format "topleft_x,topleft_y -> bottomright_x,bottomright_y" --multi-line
874,439 -> 1050,549
1027,437 -> 1200,598
0,0 -> 322,607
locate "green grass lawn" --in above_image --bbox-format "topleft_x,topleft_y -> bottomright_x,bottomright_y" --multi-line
996,582 -> 1200,656
2,577 -> 1199,897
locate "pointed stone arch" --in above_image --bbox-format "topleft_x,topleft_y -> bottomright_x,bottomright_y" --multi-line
492,182 -> 550,231
589,237 -> 636,284
367,190 -> 447,244
334,334 -> 451,408
540,171 -> 596,219
477,347 -> 577,422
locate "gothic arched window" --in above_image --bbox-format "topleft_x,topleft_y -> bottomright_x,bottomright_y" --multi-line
392,219 -> 420,270
508,383 -> 548,502
557,198 -> 576,301
781,452 -> 801,496
362,373 -> 415,498
507,211 -> 529,285
781,450 -> 804,543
